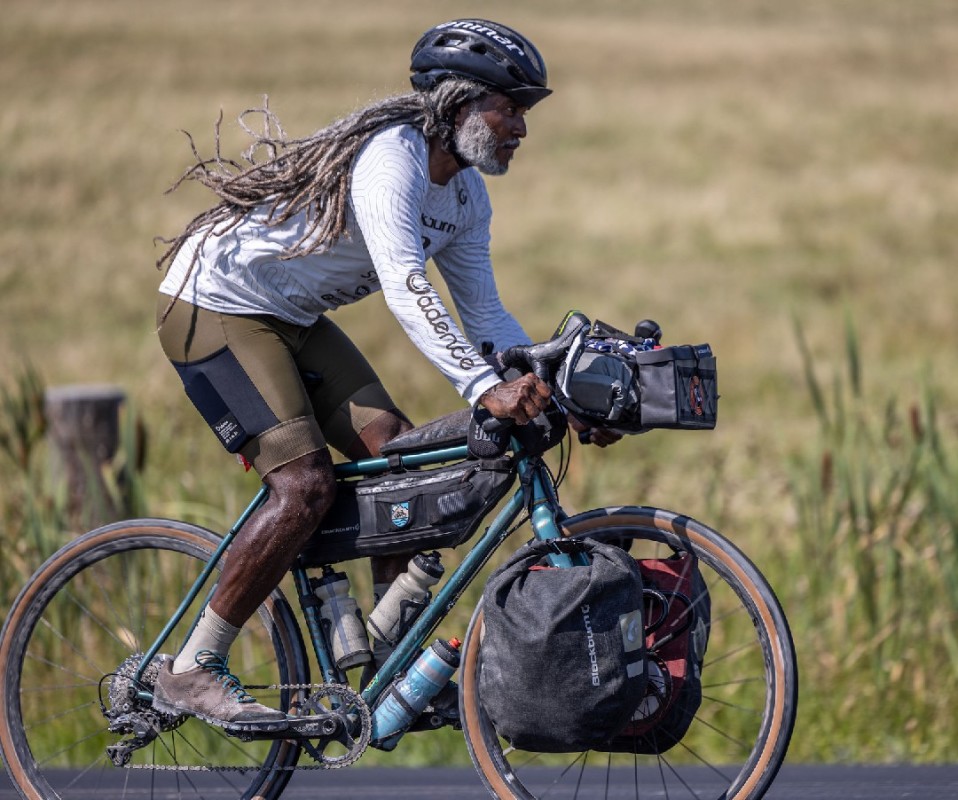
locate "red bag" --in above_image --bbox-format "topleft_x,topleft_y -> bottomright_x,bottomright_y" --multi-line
599,552 -> 711,754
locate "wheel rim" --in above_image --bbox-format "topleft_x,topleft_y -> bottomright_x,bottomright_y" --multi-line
461,509 -> 797,800
0,523 -> 304,800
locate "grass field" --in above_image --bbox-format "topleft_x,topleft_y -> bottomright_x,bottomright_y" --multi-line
2,0 -> 957,768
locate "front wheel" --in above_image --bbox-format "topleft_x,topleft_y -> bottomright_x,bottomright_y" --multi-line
0,519 -> 310,800
460,506 -> 798,800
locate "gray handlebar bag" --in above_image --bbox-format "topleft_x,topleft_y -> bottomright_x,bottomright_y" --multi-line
478,538 -> 648,752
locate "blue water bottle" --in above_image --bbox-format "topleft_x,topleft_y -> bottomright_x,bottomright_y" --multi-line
369,638 -> 461,750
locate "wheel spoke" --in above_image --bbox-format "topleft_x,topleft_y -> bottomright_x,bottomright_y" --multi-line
1,521 -> 307,799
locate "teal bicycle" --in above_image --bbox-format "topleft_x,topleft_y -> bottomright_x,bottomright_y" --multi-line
0,318 -> 797,799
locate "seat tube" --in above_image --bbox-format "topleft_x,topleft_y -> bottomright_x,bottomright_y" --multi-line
292,565 -> 344,685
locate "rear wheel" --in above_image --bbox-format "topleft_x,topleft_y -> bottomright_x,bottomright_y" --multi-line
0,519 -> 309,800
460,506 -> 798,800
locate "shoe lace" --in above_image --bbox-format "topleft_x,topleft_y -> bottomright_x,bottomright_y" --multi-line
194,649 -> 257,704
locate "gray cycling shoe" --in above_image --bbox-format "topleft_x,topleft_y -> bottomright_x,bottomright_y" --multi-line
152,650 -> 289,733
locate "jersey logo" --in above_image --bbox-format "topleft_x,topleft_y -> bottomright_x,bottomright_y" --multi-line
422,214 -> 457,235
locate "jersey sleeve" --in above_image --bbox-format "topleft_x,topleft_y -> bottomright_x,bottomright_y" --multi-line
349,129 -> 501,406
432,177 -> 532,354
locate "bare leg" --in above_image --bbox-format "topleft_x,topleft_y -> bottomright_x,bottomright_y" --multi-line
154,448 -> 339,729
209,448 -> 337,627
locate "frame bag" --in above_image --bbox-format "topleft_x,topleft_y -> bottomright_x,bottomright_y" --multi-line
479,538 -> 648,752
601,552 -> 711,754
299,457 -> 516,564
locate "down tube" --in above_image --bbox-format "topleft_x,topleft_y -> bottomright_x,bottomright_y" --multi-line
361,486 -> 526,708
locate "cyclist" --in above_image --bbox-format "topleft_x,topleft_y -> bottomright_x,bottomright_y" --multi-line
152,19 -> 570,732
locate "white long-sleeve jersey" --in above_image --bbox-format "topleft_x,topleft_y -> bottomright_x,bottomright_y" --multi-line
159,124 -> 531,406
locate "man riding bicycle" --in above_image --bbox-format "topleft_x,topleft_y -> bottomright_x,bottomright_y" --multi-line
152,19 -> 611,732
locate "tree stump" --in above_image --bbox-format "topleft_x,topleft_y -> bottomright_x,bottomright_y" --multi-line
45,384 -> 126,527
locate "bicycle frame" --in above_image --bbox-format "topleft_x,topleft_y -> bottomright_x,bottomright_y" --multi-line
134,440 -> 581,717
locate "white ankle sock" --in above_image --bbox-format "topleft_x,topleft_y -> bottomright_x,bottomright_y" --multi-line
172,606 -> 241,674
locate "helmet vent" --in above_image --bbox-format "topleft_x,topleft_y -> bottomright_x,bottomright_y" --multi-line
410,19 -> 551,106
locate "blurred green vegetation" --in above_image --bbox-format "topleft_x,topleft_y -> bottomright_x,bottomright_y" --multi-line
2,0 -> 957,768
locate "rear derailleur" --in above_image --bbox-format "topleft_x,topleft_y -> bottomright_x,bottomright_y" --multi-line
101,654 -> 186,767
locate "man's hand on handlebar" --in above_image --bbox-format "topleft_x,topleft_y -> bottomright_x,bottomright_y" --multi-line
478,374 -> 552,426
567,413 -> 623,448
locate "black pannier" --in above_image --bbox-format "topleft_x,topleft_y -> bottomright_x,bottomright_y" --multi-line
298,457 -> 516,565
478,538 -> 648,752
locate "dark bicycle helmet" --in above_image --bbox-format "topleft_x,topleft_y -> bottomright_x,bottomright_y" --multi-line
410,19 -> 552,108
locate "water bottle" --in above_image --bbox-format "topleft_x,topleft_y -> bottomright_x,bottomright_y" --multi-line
366,552 -> 444,646
311,568 -> 372,670
370,638 -> 461,749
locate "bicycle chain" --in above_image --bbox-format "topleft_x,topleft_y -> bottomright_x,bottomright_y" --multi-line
123,682 -> 370,772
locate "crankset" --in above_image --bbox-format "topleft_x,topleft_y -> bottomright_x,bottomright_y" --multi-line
296,683 -> 370,768
230,682 -> 370,769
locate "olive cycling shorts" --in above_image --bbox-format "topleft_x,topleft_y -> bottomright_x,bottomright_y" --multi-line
156,295 -> 399,476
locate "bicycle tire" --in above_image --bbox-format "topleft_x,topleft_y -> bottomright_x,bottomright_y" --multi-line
460,506 -> 798,800
0,518 -> 310,800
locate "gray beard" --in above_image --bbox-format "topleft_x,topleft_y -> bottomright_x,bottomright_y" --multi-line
454,109 -> 509,176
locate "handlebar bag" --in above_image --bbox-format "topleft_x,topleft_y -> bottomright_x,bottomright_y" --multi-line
478,538 -> 648,752
632,344 -> 718,430
555,334 -> 718,432
599,552 -> 711,754
299,457 -> 516,565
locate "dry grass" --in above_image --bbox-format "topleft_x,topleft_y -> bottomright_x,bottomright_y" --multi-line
2,0 -> 958,765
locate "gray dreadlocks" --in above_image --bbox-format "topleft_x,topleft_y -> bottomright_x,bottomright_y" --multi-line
155,79 -> 488,323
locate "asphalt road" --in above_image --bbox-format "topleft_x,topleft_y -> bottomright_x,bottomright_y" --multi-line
2,765 -> 958,799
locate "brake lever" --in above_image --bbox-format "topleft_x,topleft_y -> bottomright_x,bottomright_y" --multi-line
500,312 -> 589,383
481,312 -> 590,434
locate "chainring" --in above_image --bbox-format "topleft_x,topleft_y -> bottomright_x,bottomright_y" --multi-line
297,683 -> 370,769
